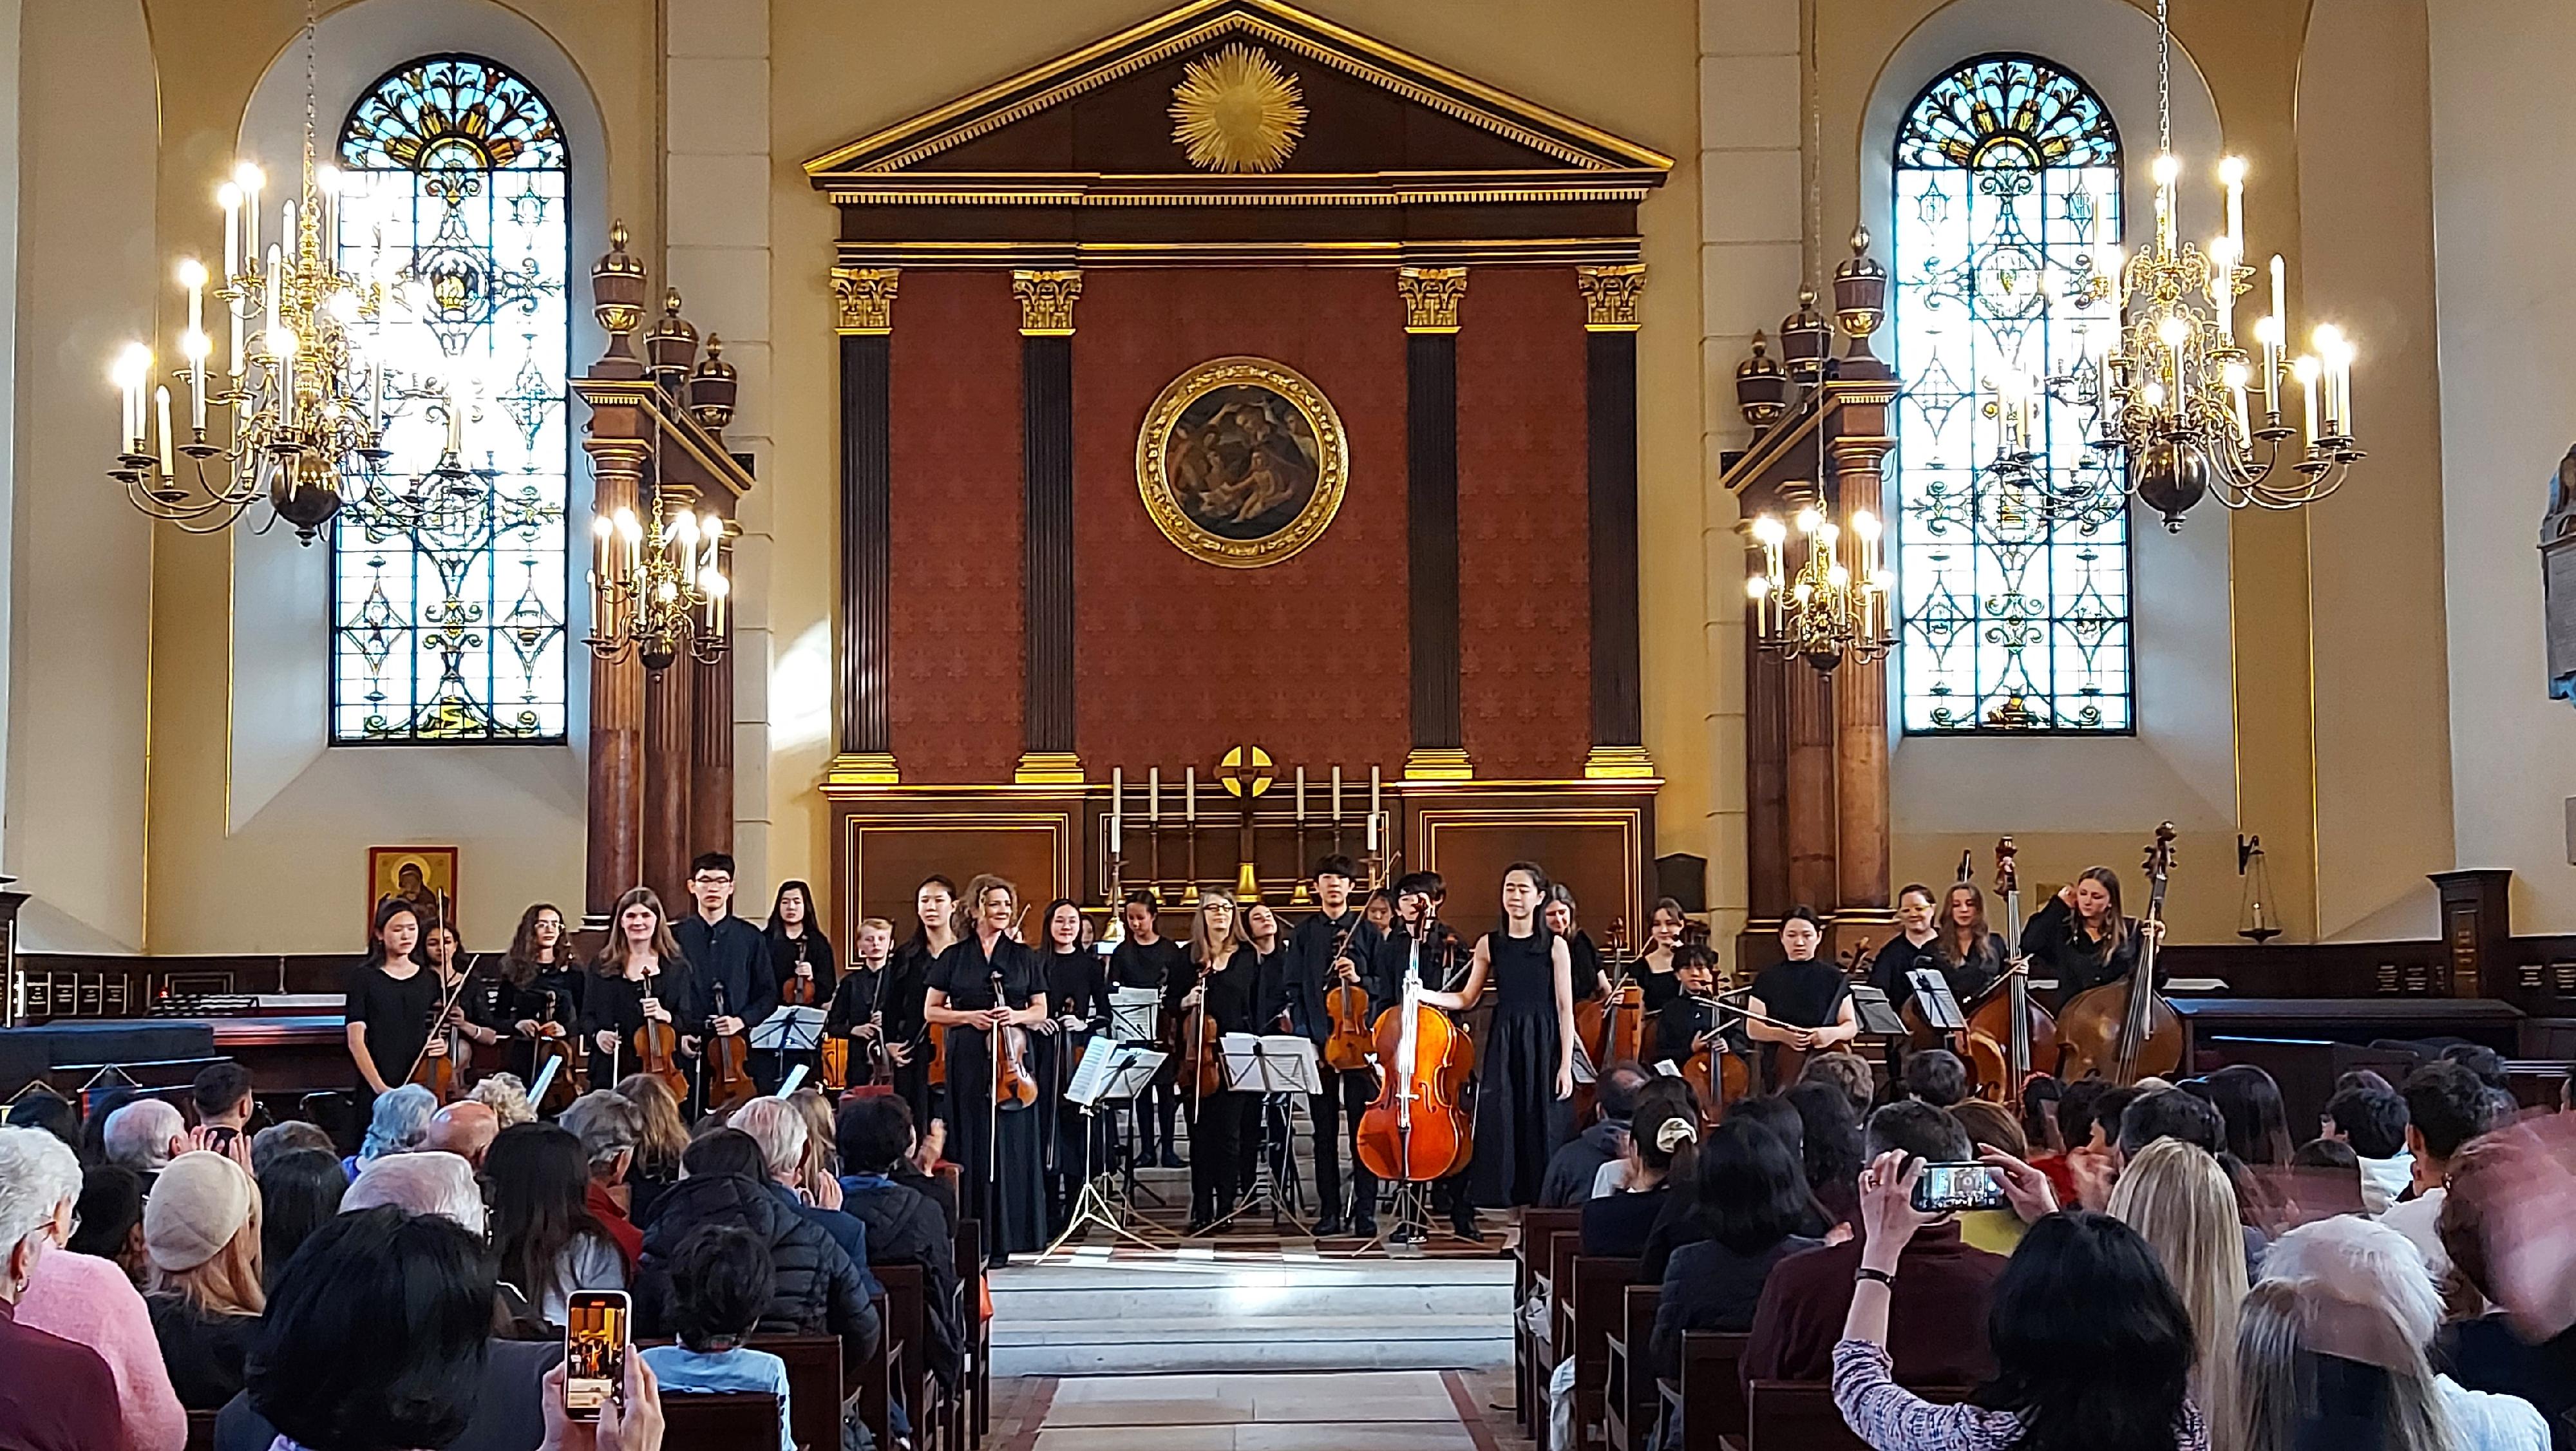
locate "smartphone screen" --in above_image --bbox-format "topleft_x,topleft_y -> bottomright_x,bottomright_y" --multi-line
1909,1162 -> 2010,1214
564,1291 -> 630,1421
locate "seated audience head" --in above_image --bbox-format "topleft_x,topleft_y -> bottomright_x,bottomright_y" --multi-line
4,1089 -> 78,1154
2020,1074 -> 2065,1152
1725,1093 -> 1807,1165
1634,1070 -> 1703,1133
728,1098 -> 808,1186
1593,1061 -> 1651,1126
835,1093 -> 914,1175
2239,1215 -> 2456,1451
145,1150 -> 263,1314
249,1207 -> 490,1451
104,1096 -> 187,1175
255,1146 -> 344,1288
2334,1068 -> 2394,1095
1981,1210 -> 2197,1451
788,1089 -> 838,1195
611,1072 -> 690,1179
2050,1077 -> 2110,1155
560,1090 -> 644,1186
1949,1098 -> 2029,1160
2321,1083 -> 2409,1161
2434,1128 -> 2560,1325
2107,1138 -> 2248,1427
2089,1086 -> 2146,1153
1863,1097 -> 1975,1167
1694,1117 -> 1810,1255
464,1074 -> 536,1129
191,1061 -> 256,1130
2400,1060 -> 2501,1176
341,1150 -> 484,1236
1785,1079 -> 1866,1226
2197,1064 -> 2297,1167
68,1164 -> 147,1274
679,1126 -> 768,1182
1628,1101 -> 1700,1188
82,1088 -> 139,1165
483,1123 -> 599,1312
359,1084 -> 437,1163
2280,1139 -> 2368,1226
1902,1048 -> 1971,1109
666,1222 -> 773,1353
0,1124 -> 80,1303
249,1121 -> 336,1178
414,1102 -> 498,1169
2438,1043 -> 2508,1091
1802,1050 -> 1876,1117
2117,1086 -> 2227,1164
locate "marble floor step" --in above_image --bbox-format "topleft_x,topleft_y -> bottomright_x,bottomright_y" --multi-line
992,1314 -> 1508,1376
996,1312 -> 1509,1346
989,1260 -> 1510,1321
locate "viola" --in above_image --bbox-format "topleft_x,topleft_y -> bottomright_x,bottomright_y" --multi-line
1573,918 -> 1646,1110
407,967 -> 473,1102
2056,824 -> 2183,1086
1354,928 -> 1473,1184
633,969 -> 691,1106
780,938 -> 821,1009
1321,923 -> 1376,1074
704,983 -> 759,1112
1168,958 -> 1226,1102
527,989 -> 581,1115
1964,837 -> 2058,1105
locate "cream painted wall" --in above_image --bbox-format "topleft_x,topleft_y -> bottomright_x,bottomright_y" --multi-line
2428,0 -> 2576,932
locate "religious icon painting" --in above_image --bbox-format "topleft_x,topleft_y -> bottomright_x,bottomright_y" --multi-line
367,845 -> 459,935
1136,356 -> 1349,568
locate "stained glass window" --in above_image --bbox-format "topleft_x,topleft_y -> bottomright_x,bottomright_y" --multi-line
1891,55 -> 2131,733
330,55 -> 569,743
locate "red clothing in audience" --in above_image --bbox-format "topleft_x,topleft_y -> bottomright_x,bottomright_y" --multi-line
0,1296 -> 126,1451
585,1179 -> 643,1270
1740,1222 -> 2007,1390
2029,1152 -> 2079,1209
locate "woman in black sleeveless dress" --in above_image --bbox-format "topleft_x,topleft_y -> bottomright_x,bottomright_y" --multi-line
1422,862 -> 1578,1211
922,873 -> 1050,1264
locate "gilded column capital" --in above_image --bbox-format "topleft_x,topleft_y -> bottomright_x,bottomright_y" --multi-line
1012,269 -> 1083,336
1576,263 -> 1647,332
1396,266 -> 1468,334
831,267 -> 900,336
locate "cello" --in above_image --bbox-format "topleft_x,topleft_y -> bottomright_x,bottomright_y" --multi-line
1674,992 -> 1748,1123
1353,929 -> 1472,1183
703,983 -> 758,1112
1573,919 -> 1646,1107
1964,837 -> 2058,1106
2055,823 -> 2184,1086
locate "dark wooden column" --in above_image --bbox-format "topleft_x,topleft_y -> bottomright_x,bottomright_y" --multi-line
1014,269 -> 1083,785
643,475 -> 699,911
689,522 -> 735,862
1578,263 -> 1653,781
829,267 -> 898,786
1785,633 -> 1837,915
1400,266 -> 1470,781
1743,520 -> 1792,926
583,437 -> 649,922
1830,425 -> 1895,918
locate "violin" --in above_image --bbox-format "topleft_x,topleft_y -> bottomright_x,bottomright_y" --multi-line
633,968 -> 691,1106
1321,922 -> 1376,1075
406,964 -> 474,1102
1354,918 -> 1473,1183
1964,837 -> 2060,1106
703,983 -> 758,1112
2056,824 -> 2184,1086
990,969 -> 1039,1109
1168,956 -> 1227,1102
527,987 -> 581,1116
781,944 -> 820,1009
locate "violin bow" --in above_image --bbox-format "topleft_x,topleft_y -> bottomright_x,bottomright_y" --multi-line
399,949 -> 478,1088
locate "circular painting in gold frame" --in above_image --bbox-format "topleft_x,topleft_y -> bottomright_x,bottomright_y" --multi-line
1136,356 -> 1348,569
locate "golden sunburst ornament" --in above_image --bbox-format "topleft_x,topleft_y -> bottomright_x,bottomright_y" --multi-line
1169,43 -> 1307,173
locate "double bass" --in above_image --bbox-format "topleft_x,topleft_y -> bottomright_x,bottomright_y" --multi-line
2056,823 -> 2184,1086
1354,929 -> 1473,1182
1963,838 -> 2058,1106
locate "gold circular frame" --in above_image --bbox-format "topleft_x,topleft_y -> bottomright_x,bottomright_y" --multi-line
1136,356 -> 1348,569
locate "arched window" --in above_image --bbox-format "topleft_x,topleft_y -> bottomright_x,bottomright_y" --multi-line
331,55 -> 569,743
1891,55 -> 2128,733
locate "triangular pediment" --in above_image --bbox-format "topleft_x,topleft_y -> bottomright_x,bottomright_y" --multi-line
803,0 -> 1671,205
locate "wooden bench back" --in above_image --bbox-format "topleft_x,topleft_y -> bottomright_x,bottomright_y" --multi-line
1676,1329 -> 1750,1450
1745,1379 -> 1976,1451
661,1391 -> 779,1451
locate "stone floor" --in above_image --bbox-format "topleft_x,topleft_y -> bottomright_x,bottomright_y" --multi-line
984,1369 -> 1530,1451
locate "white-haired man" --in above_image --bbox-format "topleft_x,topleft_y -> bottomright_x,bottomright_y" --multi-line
103,1098 -> 187,1188
729,1098 -> 875,1282
341,1150 -> 486,1236
0,1125 -> 126,1451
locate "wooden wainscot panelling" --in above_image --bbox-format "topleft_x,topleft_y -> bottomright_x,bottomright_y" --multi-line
829,790 -> 1081,955
1403,780 -> 1654,946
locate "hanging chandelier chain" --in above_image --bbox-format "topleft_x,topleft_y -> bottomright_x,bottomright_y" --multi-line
2156,0 -> 2172,156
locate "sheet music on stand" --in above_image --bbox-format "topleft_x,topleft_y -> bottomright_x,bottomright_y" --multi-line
750,1005 -> 827,1052
1220,1033 -> 1321,1095
1847,983 -> 1910,1038
1904,971 -> 1967,1032
1109,987 -> 1162,1045
1068,1039 -> 1167,1108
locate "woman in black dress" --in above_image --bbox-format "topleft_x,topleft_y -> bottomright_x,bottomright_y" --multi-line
344,898 -> 444,1110
423,920 -> 500,1086
580,887 -> 703,1085
922,873 -> 1049,1263
1934,883 -> 2009,1001
761,880 -> 835,1088
493,904 -> 581,1085
1031,898 -> 1107,1231
1743,907 -> 1860,1090
887,876 -> 958,1134
1636,896 -> 1688,1010
1545,884 -> 1605,1006
1426,862 -> 1577,1211
1169,889 -> 1260,1234
2021,866 -> 2154,1003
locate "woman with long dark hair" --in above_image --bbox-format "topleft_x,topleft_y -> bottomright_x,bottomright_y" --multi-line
761,880 -> 835,1087
922,875 -> 1050,1262
1785,1077 -> 1866,1233
2193,1063 -> 2296,1169
495,903 -> 581,1083
254,1147 -> 344,1293
2023,866 -> 2152,1003
484,1122 -> 625,1327
1653,1116 -> 1819,1378
1031,897 -> 1106,1233
1836,1159 -> 2206,1451
1420,862 -> 1578,1212
886,875 -> 958,1133
343,898 -> 442,1107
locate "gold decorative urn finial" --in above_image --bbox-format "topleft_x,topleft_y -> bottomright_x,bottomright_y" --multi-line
646,288 -> 699,397
592,221 -> 651,375
1170,43 -> 1307,173
688,336 -> 737,437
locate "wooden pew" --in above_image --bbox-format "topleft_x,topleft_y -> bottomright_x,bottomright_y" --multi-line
956,1217 -> 984,1450
1743,1380 -> 1974,1451
1516,1206 -> 1582,1434
1660,1329 -> 1748,1451
1534,1228 -> 1584,1450
1604,1283 -> 1659,1451
185,1410 -> 216,1451
661,1391 -> 780,1451
1555,1253 -> 1639,1451
853,1291 -> 899,1451
755,1334 -> 845,1451
873,1260 -> 949,1450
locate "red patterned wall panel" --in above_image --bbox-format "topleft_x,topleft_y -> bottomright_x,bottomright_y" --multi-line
1457,267 -> 1591,779
1072,269 -> 1411,780
887,270 -> 1025,782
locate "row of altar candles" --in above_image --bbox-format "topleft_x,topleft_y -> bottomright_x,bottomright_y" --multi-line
1106,764 -> 1388,854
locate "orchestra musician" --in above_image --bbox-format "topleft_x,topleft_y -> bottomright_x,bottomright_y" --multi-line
759,880 -> 835,1088
1416,862 -> 1577,1215
1546,884 -> 1605,1005
1636,896 -> 1689,1010
823,916 -> 896,1084
1032,897 -> 1110,1231
886,876 -> 958,1132
1109,889 -> 1188,1169
423,920 -> 499,1085
2021,866 -> 2160,1003
1741,907 -> 1861,1089
1169,890 -> 1260,1235
498,904 -> 583,1083
343,897 -> 443,1109
1241,900 -> 1291,1204
1267,854 -> 1382,1238
581,886 -> 704,1077
1365,871 -> 1481,1244
672,853 -> 779,1098
921,873 -> 1050,1263
1653,944 -> 1727,1065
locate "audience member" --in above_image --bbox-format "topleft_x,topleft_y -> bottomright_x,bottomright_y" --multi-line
246,1121 -> 334,1180
2020,1074 -> 2066,1155
730,1098 -> 874,1284
1584,1103 -> 1694,1257
2386,1061 -> 2505,1279
2322,1081 -> 2414,1214
2198,1064 -> 2297,1167
2284,1139 -> 2369,1225
416,1101 -> 500,1170
2441,1044 -> 2511,1092
637,1224 -> 795,1451
634,1129 -> 881,1368
341,1150 -> 486,1235
142,1150 -> 264,1408
19,1144 -> 189,1451
0,1124 -> 152,1451
4,1088 -> 80,1153
83,1088 -> 140,1168
1949,1099 -> 2034,1254
486,1123 -> 626,1328
1722,1094 -> 1834,1242
2248,1213 -> 2548,1451
834,1095 -> 963,1386
104,1098 -> 187,1185
1594,1076 -> 1701,1197
2108,1138 -> 2248,1439
354,1083 -> 437,1172
2436,1132 -> 2576,1448
559,1089 -> 647,1269
2121,1088 -> 2230,1162
1785,1078 -> 1866,1232
466,1073 -> 538,1129
67,1164 -> 148,1280
1652,1117 -> 1817,1380
1902,1049 -> 1970,1109
1743,1101 -> 2008,1387
1542,1061 -> 1648,1207
189,1062 -> 256,1143
785,1089 -> 841,1206
2030,1077 -> 2108,1206
253,1146 -> 343,1292
611,1074 -> 691,1221
1803,1050 -> 1878,1119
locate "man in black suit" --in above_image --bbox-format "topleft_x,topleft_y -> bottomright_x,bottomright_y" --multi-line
672,851 -> 779,1097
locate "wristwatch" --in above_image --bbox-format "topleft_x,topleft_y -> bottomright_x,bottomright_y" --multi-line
1855,1266 -> 1897,1286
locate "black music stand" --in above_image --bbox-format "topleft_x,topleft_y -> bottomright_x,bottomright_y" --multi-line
1905,971 -> 1968,1032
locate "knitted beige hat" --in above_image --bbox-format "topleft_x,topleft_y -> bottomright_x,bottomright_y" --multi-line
144,1150 -> 254,1273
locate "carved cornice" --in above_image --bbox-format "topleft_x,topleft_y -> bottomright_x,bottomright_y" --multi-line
1012,269 -> 1083,336
1577,263 -> 1647,332
1397,266 -> 1468,334
831,267 -> 900,335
